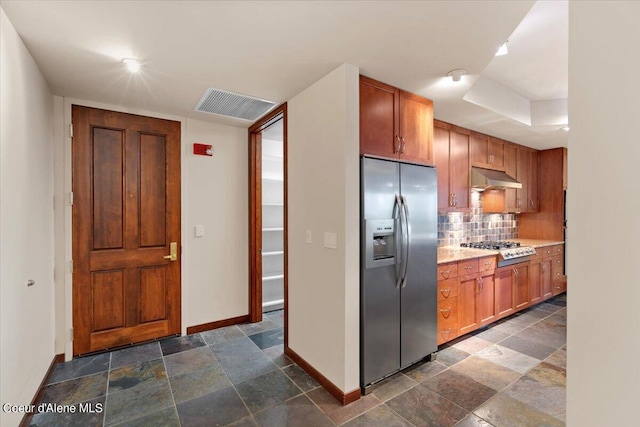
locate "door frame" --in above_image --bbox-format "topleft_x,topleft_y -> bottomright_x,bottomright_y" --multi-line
248,104 -> 287,340
57,98 -> 187,361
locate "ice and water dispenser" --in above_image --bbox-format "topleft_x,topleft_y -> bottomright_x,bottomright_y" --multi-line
365,219 -> 397,269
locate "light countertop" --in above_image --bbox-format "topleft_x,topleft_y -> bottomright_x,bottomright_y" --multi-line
438,239 -> 564,264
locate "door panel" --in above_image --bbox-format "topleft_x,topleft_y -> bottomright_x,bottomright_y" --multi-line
399,163 -> 437,367
73,105 -> 181,355
399,91 -> 433,164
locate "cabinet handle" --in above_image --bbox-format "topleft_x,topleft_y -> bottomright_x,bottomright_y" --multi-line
465,265 -> 473,270
441,329 -> 451,339
400,136 -> 406,154
557,248 -> 562,252
484,261 -> 491,270
542,264 -> 546,273
454,195 -> 458,206
440,287 -> 451,298
529,199 -> 534,208
514,268 -> 519,277
449,193 -> 454,207
442,269 -> 451,279
489,154 -> 493,164
440,307 -> 452,318
556,259 -> 561,264
394,135 -> 400,153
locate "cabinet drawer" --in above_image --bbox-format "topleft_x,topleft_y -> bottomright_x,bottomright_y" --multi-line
539,246 -> 555,257
438,278 -> 458,301
437,299 -> 458,326
479,256 -> 496,271
551,244 -> 564,256
458,259 -> 479,275
552,276 -> 567,295
438,327 -> 459,345
438,262 -> 458,280
529,250 -> 542,262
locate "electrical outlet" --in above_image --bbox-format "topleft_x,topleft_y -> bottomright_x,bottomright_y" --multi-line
323,232 -> 338,249
305,229 -> 312,244
195,225 -> 205,237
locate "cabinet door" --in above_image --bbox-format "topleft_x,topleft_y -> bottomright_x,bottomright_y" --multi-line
360,76 -> 398,158
477,270 -> 496,326
488,138 -> 505,169
528,150 -> 539,212
469,134 -> 488,167
458,274 -> 479,335
433,126 -> 451,210
516,148 -> 530,212
513,265 -> 529,310
504,145 -> 517,211
529,261 -> 542,305
541,258 -> 553,299
449,130 -> 469,209
399,90 -> 433,164
495,267 -> 514,318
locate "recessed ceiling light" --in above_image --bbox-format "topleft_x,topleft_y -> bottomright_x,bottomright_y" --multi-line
122,58 -> 141,73
446,69 -> 467,82
495,41 -> 509,56
560,126 -> 570,132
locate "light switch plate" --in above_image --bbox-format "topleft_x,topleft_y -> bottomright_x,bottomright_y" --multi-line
323,232 -> 337,249
195,225 -> 205,237
305,229 -> 312,244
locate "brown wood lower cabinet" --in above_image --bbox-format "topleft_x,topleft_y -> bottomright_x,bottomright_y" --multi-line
436,245 -> 566,346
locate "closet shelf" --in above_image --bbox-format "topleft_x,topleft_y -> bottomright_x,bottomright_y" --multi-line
262,251 -> 284,256
263,274 -> 284,281
262,228 -> 284,232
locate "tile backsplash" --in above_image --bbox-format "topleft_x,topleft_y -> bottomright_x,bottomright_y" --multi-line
437,190 -> 518,247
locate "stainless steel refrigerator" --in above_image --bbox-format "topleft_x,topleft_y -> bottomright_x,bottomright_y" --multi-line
360,156 -> 438,390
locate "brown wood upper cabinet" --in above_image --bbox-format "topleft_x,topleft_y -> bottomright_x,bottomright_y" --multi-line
434,121 -> 469,211
360,75 -> 433,164
470,134 -> 504,170
503,145 -> 539,213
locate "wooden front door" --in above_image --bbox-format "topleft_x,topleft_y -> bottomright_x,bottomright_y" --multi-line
72,105 -> 181,355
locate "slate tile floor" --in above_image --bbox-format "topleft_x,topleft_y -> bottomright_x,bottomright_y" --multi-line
28,295 -> 567,426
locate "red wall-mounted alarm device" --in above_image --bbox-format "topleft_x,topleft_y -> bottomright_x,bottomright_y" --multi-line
193,143 -> 213,156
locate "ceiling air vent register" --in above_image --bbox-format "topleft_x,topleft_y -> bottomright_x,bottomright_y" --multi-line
195,88 -> 276,121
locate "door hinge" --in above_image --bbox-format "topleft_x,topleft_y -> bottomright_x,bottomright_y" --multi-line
69,259 -> 73,273
70,327 -> 74,341
69,123 -> 74,138
69,192 -> 74,206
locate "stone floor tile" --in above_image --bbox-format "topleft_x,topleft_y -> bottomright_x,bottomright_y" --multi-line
341,404 -> 413,427
503,375 -> 566,421
169,363 -> 231,404
110,342 -> 162,369
545,348 -> 567,369
452,336 -> 493,354
473,327 -> 511,344
29,396 -> 105,427
519,323 -> 566,349
41,372 -> 108,406
238,318 -> 277,336
422,369 -> 497,411
387,384 -> 467,427
475,345 -> 539,375
526,362 -> 566,388
307,386 -> 380,425
499,335 -> 557,360
437,346 -> 471,367
473,393 -> 564,427
227,415 -> 259,426
104,379 -> 173,426
160,334 -> 206,356
403,359 -> 447,383
48,353 -> 110,384
108,359 -> 167,393
248,328 -> 284,350
369,373 -> 418,402
262,345 -> 294,368
111,406 -> 180,427
176,386 -> 249,427
282,364 -> 320,392
235,369 -> 302,413
253,395 -> 333,427
451,356 -> 521,392
200,325 -> 245,345
454,413 -> 496,427
163,346 -> 217,377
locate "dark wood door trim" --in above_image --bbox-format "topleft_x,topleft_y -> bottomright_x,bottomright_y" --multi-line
248,104 -> 287,345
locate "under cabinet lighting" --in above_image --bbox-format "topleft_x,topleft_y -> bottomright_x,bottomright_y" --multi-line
496,41 -> 509,57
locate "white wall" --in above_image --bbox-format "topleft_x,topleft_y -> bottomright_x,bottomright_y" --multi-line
0,8 -> 55,426
567,2 -> 640,426
288,64 -> 360,393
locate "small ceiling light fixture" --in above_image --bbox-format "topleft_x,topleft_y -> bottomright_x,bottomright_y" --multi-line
560,126 -> 570,132
496,41 -> 509,57
122,58 -> 141,73
447,69 -> 467,82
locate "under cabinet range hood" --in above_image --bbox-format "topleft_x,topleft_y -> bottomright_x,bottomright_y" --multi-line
471,167 -> 522,190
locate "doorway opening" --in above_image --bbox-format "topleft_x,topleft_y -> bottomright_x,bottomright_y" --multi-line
249,104 -> 287,335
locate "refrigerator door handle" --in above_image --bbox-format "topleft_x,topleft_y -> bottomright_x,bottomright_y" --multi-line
393,194 -> 403,288
400,195 -> 410,288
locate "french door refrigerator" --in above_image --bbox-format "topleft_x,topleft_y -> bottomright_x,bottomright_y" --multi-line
361,156 -> 438,390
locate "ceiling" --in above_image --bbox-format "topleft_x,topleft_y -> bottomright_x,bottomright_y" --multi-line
1,0 -> 567,150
